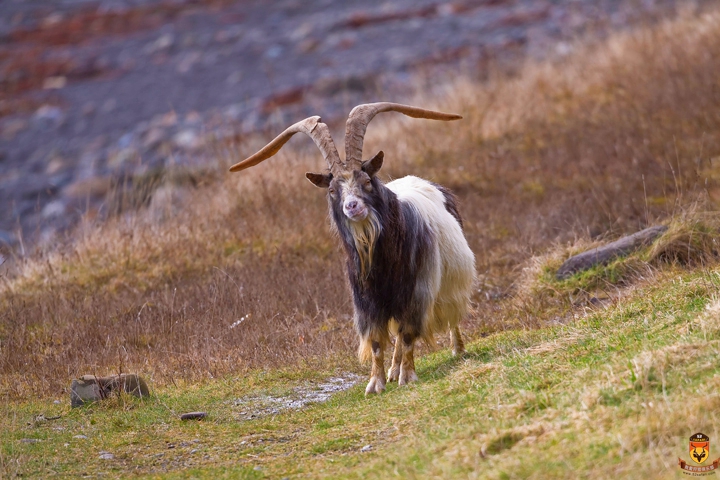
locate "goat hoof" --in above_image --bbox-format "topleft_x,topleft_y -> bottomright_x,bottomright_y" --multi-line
365,377 -> 386,396
387,366 -> 400,382
398,369 -> 419,386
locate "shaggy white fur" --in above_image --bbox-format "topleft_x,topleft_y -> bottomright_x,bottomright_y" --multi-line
386,176 -> 476,341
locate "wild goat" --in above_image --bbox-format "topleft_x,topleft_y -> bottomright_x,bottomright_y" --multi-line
230,103 -> 475,395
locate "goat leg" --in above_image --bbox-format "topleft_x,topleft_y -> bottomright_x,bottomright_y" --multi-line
387,337 -> 402,382
451,325 -> 465,356
365,339 -> 387,395
398,333 -> 419,385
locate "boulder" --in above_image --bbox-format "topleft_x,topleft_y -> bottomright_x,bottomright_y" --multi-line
70,373 -> 150,407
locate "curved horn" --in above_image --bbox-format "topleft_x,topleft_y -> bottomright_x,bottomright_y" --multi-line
229,116 -> 341,172
344,102 -> 462,166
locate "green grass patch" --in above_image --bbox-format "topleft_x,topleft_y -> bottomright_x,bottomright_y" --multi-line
3,268 -> 720,478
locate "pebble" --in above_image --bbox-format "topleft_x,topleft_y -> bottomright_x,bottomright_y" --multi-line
361,444 -> 372,452
99,452 -> 114,460
20,438 -> 41,444
73,434 -> 88,439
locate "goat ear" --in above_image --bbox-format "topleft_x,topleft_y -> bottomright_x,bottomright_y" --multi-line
361,151 -> 384,177
305,172 -> 333,188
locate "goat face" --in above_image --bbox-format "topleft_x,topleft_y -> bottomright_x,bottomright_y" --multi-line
306,152 -> 384,223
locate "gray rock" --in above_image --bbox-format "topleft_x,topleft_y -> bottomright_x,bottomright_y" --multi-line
33,105 -> 65,129
180,412 -> 207,421
173,129 -> 201,150
70,373 -> 150,407
556,225 -> 668,280
41,200 -> 66,219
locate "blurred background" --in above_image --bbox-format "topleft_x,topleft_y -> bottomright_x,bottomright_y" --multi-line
0,0 -> 713,250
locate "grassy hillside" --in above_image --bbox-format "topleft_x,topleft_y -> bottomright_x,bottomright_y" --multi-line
3,266 -> 720,478
3,8 -> 720,479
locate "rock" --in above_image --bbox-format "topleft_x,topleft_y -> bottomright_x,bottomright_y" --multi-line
20,438 -> 41,444
43,76 -> 67,90
117,132 -> 134,149
177,51 -> 202,74
73,434 -> 88,439
264,45 -> 283,59
70,373 -> 150,407
173,129 -> 201,149
98,451 -> 114,460
180,412 -> 207,421
146,33 -> 175,54
34,105 -> 64,121
41,200 -> 66,219
33,105 -> 65,130
361,444 -> 373,452
556,225 -> 668,280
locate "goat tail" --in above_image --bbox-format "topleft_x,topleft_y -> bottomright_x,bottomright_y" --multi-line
357,327 -> 390,363
357,338 -> 373,363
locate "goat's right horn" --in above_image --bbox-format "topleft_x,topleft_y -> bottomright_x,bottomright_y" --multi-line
229,116 -> 342,172
344,102 -> 462,166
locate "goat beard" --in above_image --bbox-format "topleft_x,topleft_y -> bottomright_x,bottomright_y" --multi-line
345,209 -> 382,281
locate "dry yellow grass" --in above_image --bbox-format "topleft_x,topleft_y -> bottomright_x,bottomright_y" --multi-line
3,9 -> 720,399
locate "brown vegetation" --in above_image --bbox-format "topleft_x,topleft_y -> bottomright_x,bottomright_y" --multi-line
3,10 -> 720,399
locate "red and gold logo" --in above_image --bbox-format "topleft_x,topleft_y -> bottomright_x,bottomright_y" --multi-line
692,433 -> 711,465
679,433 -> 720,475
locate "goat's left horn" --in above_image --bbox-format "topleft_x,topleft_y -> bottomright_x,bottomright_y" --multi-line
229,116 -> 342,172
344,102 -> 462,166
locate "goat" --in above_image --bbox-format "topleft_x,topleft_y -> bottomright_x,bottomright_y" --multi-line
230,103 -> 476,395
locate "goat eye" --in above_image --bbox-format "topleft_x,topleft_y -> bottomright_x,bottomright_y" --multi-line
328,187 -> 336,195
